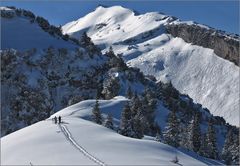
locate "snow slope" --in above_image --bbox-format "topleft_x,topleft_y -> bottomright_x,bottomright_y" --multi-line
127,37 -> 240,126
1,7 -> 76,50
1,97 -> 223,165
62,6 -> 240,126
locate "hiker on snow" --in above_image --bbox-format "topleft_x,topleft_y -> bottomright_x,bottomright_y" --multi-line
54,116 -> 57,124
58,116 -> 62,124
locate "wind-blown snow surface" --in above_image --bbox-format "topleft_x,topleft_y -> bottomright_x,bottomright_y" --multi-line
1,97 -> 223,165
1,7 -> 76,50
62,6 -> 240,126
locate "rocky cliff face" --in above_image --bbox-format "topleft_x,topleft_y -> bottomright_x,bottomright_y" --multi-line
166,24 -> 239,66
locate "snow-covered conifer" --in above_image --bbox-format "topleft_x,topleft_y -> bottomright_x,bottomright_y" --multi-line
119,102 -> 134,137
132,112 -> 144,139
222,129 -> 239,165
206,120 -> 219,159
92,99 -> 102,125
163,110 -> 180,147
80,32 -> 92,46
188,114 -> 201,152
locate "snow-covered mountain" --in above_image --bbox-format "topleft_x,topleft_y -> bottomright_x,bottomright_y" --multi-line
1,97 -> 223,165
1,6 -> 239,165
62,5 -> 240,126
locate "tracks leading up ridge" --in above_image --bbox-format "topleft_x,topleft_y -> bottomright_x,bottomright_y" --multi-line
58,123 -> 106,166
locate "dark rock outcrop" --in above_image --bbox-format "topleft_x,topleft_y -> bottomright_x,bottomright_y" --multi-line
166,24 -> 239,66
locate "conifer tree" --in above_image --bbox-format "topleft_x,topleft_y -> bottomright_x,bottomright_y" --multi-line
91,99 -> 102,125
206,120 -> 219,159
131,93 -> 141,117
231,138 -> 240,165
126,85 -> 133,99
102,77 -> 120,100
189,114 -> 201,152
80,32 -> 99,56
142,88 -> 157,131
163,110 -> 180,147
119,102 -> 133,137
179,124 -> 189,149
96,86 -> 102,99
104,113 -> 114,130
155,123 -> 163,142
80,32 -> 92,46
222,129 -> 234,165
132,112 -> 144,139
221,129 -> 239,165
199,133 -> 209,157
134,96 -> 150,134
106,46 -> 115,58
143,88 -> 157,110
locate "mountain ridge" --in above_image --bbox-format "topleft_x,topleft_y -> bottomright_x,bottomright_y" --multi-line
1,97 -> 225,165
0,6 -> 80,50
1,6 -> 239,165
63,5 -> 239,65
62,5 -> 239,126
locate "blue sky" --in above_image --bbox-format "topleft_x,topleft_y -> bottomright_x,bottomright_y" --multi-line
1,1 -> 239,34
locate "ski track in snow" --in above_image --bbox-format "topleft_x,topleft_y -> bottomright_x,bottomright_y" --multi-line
58,123 -> 106,166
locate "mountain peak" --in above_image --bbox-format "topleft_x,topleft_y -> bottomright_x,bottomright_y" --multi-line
94,5 -> 134,14
96,4 -> 109,8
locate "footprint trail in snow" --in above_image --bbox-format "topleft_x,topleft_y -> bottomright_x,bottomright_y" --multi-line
58,123 -> 106,166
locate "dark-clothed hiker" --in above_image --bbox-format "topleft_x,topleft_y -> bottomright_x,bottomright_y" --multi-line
58,116 -> 62,124
54,116 -> 57,124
